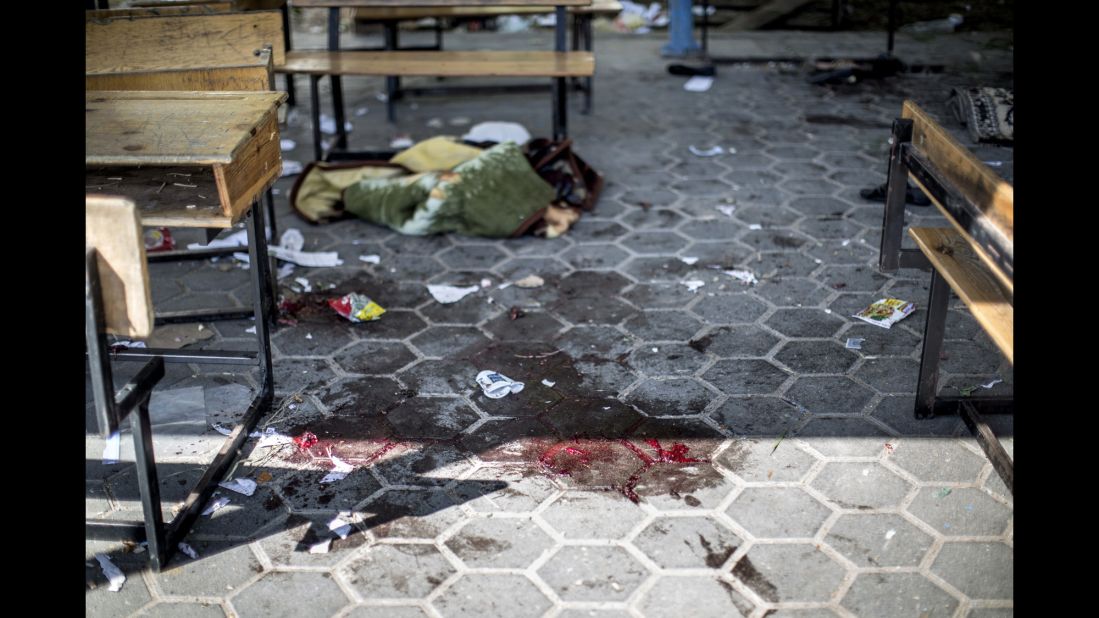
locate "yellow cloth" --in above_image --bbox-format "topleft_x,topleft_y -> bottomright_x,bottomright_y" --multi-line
389,136 -> 483,172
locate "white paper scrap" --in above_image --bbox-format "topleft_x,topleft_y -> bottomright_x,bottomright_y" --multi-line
280,139 -> 296,152
981,378 -> 1003,389
268,246 -> 344,267
355,106 -> 369,117
280,160 -> 304,177
358,254 -> 381,264
218,478 -> 258,496
178,542 -> 200,559
187,228 -> 248,251
102,431 -> 121,464
389,136 -> 413,149
748,223 -> 763,230
682,280 -> 706,293
294,277 -> 312,293
245,326 -> 257,335
280,229 -> 305,252
679,257 -> 699,265
309,539 -> 332,554
94,553 -> 126,592
717,205 -> 736,217
328,516 -> 353,539
211,423 -> 234,436
684,76 -> 714,92
845,338 -> 865,350
724,270 -> 758,285
201,496 -> 230,516
480,278 -> 493,288
688,145 -> 724,157
427,284 -> 479,304
542,379 -> 556,387
514,275 -> 544,288
320,455 -> 355,484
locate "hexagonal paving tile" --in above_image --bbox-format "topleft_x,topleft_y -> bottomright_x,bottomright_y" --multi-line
623,311 -> 705,342
359,310 -> 429,340
273,358 -> 337,394
334,340 -> 418,374
484,311 -> 567,341
840,573 -> 959,617
542,397 -> 643,438
931,542 -> 1013,600
153,540 -> 263,597
703,359 -> 789,395
753,277 -> 832,308
765,308 -> 847,338
634,516 -> 743,569
638,576 -> 753,618
561,244 -> 632,270
941,339 -> 1004,375
796,417 -> 892,458
731,544 -> 846,603
889,439 -> 987,483
774,340 -> 859,374
727,486 -> 832,539
538,545 -> 649,601
625,377 -> 715,416
447,465 -> 557,513
255,513 -> 369,568
274,467 -> 384,512
432,574 -> 551,617
855,358 -> 921,394
784,376 -> 875,415
436,244 -> 508,270
826,513 -> 934,568
539,491 -> 647,539
787,196 -> 851,217
371,442 -> 475,487
710,396 -> 806,436
231,571 -> 348,617
811,463 -> 913,511
134,602 -> 226,617
316,376 -> 412,416
410,326 -> 489,358
419,294 -> 501,325
690,325 -> 779,359
717,438 -> 819,483
445,517 -> 555,568
869,396 -> 960,437
628,344 -> 710,376
342,607 -> 428,618
356,489 -> 466,540
816,265 -> 889,293
340,544 -> 455,599
273,323 -> 355,358
691,293 -> 771,325
386,397 -> 480,440
907,487 -> 1012,537
397,358 -> 472,395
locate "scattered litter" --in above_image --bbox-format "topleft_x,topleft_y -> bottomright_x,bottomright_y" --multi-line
727,147 -> 737,154
329,516 -> 353,539
476,370 -> 525,399
748,223 -> 762,230
651,347 -> 659,353
257,471 -> 273,483
853,298 -> 915,329
354,106 -> 369,116
280,229 -> 304,252
266,242 -> 343,267
321,454 -> 356,484
389,135 -> 414,149
841,239 -> 851,246
102,431 -> 120,464
319,114 -> 353,135
983,160 -> 1003,167
178,542 -> 199,559
426,118 -> 444,128
94,553 -> 126,592
679,257 -> 699,265
684,76 -> 714,92
982,378 -> 1004,389
770,430 -> 789,455
376,93 -> 388,102
145,322 -> 215,349
355,254 -> 381,265
277,263 -> 296,279
143,227 -> 175,252
542,379 -> 556,387
883,442 -> 896,454
716,205 -> 736,217
514,275 -> 545,288
109,339 -> 147,352
960,377 -> 1003,397
201,495 -> 230,516
309,539 -> 332,554
509,306 -> 525,320
427,284 -> 479,304
280,139 -> 296,152
254,428 -> 294,449
824,309 -> 832,314
480,278 -> 493,288
280,160 -> 304,177
329,293 -> 386,322
682,280 -> 706,293
936,487 -> 953,498
688,145 -> 724,157
294,277 -> 312,293
450,116 -> 471,126
218,478 -> 257,496
845,338 -> 865,350
885,529 -> 896,540
462,121 -> 531,145
294,432 -> 319,451
724,269 -> 758,285
245,326 -> 257,334
211,423 -> 234,436
813,258 -> 823,264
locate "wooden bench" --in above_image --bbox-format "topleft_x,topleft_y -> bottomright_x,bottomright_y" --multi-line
280,0 -> 596,159
878,100 -> 1013,493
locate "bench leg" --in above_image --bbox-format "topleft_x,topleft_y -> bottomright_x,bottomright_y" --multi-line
282,1 -> 296,107
327,8 -> 349,150
384,21 -> 399,124
131,395 -> 167,571
960,401 -> 1014,494
310,75 -> 323,161
553,6 -> 568,140
879,118 -> 913,273
583,15 -> 593,115
914,268 -> 950,419
246,201 -> 276,384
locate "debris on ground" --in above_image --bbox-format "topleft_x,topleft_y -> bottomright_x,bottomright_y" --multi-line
280,160 -> 304,177
309,539 -> 332,554
143,227 -> 175,252
462,121 -> 531,145
426,118 -> 444,128
514,275 -> 545,288
358,254 -> 381,264
542,379 -> 556,387
329,516 -> 353,539
355,106 -> 369,116
959,377 -> 1003,396
853,298 -> 915,329
329,293 -> 386,322
679,256 -> 699,265
146,323 -> 215,349
389,135 -> 414,149
293,432 -> 319,451
683,76 -> 714,92
293,277 -> 312,293
688,145 -> 724,157
320,454 -> 356,484
218,478 -> 257,496
427,284 -> 479,304
94,553 -> 126,592
509,306 -> 526,320
177,542 -> 200,559
936,487 -> 953,498
211,423 -> 234,436
257,471 -> 274,483
476,370 -> 526,399
716,205 -> 736,218
682,280 -> 706,293
102,431 -> 120,464
845,338 -> 865,350
614,1 -> 668,33
724,269 -> 759,285
280,139 -> 296,152
319,114 -> 353,135
748,223 -> 762,230
201,495 -> 230,516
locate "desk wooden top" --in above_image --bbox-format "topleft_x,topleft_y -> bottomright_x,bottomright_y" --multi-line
294,0 -> 591,7
86,90 -> 287,166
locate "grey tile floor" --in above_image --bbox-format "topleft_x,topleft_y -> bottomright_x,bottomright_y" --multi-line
86,23 -> 1013,618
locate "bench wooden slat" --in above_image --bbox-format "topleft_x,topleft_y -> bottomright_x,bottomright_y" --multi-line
86,195 -> 155,338
909,227 -> 1013,364
85,10 -> 286,73
352,0 -> 618,19
294,0 -> 592,7
86,57 -> 273,93
86,91 -> 286,166
279,50 -> 594,77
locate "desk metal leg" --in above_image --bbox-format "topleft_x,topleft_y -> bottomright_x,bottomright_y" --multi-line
329,8 -> 349,150
384,21 -> 399,123
131,395 -> 166,571
583,15 -> 593,114
310,75 -> 323,161
282,1 -> 296,107
552,6 -> 568,140
914,269 -> 950,419
879,118 -> 913,273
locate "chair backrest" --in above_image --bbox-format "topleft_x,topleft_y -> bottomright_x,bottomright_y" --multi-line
86,195 -> 154,338
85,9 -> 286,74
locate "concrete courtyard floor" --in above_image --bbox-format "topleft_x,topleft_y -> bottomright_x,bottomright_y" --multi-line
85,23 -> 1014,618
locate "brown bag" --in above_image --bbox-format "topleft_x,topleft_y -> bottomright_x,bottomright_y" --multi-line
523,138 -> 604,212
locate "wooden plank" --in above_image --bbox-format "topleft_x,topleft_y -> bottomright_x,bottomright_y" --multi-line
85,10 -> 286,73
85,91 -> 286,166
86,167 -> 234,228
909,227 -> 1013,364
86,3 -> 233,19
213,110 -> 283,223
902,100 -> 1014,290
279,50 -> 594,77
86,195 -> 155,338
130,0 -> 236,6
295,0 -> 590,7
352,0 -> 617,19
718,0 -> 815,31
86,57 -> 273,92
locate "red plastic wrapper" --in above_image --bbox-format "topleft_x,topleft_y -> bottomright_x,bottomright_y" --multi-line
143,227 -> 175,252
293,432 -> 318,451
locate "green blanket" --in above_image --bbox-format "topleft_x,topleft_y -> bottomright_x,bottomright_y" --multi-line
342,142 -> 555,238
